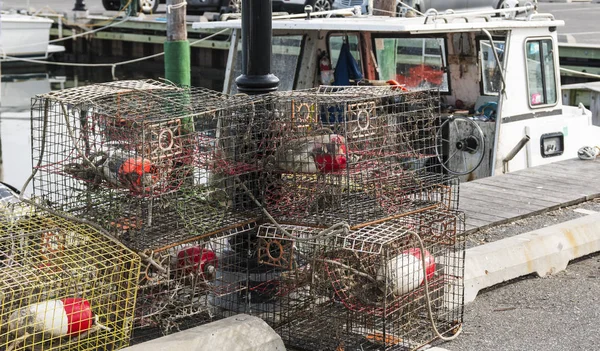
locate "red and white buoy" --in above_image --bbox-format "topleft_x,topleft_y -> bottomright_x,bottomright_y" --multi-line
377,248 -> 436,296
100,147 -> 157,193
176,246 -> 218,280
9,298 -> 96,338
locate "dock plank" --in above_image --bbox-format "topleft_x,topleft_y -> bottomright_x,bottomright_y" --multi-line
460,190 -> 548,213
471,176 -> 582,203
478,173 -> 588,197
458,158 -> 600,233
505,173 -> 598,195
461,183 -> 560,207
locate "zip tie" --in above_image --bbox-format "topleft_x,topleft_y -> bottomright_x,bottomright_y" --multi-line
167,1 -> 187,13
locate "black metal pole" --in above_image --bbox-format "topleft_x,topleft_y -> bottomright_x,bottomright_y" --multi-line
235,0 -> 279,95
73,0 -> 87,11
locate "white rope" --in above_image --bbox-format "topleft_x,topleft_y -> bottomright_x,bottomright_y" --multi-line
1,16 -> 130,52
167,1 -> 187,13
1,28 -> 231,80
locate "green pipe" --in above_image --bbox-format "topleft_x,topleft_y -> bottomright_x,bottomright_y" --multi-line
164,40 -> 191,86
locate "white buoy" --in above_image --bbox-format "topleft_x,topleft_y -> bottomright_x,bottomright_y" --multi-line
377,248 -> 436,296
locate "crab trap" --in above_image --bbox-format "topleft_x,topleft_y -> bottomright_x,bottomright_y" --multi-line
30,79 -> 264,243
130,220 -> 257,339
253,206 -> 465,351
261,86 -> 451,227
0,203 -> 140,351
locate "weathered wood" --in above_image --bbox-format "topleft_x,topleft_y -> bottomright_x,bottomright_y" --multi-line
460,157 -> 600,233
476,173 -> 586,197
461,182 -> 560,207
167,0 -> 187,41
460,190 -> 547,213
504,173 -> 598,195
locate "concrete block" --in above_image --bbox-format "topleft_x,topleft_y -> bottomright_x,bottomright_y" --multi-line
463,213 -> 600,304
122,314 -> 286,351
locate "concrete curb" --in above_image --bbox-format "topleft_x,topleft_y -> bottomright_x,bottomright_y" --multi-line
463,213 -> 600,304
121,314 -> 286,351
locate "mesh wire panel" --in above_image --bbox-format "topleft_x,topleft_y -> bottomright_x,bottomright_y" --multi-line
29,81 -> 465,349
31,80 -> 261,245
256,206 -> 465,351
131,221 -> 255,340
30,80 -> 265,337
0,204 -> 140,351
262,86 -> 445,227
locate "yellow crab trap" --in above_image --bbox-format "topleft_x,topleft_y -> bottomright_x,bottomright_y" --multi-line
0,203 -> 140,351
254,206 -> 465,351
30,80 -> 263,245
261,86 -> 457,228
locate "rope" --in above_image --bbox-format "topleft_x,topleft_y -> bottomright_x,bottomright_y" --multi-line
167,1 -> 187,13
1,28 -> 231,81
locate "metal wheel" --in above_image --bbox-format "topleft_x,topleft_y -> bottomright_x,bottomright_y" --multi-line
435,116 -> 485,176
228,0 -> 242,13
313,0 -> 332,12
497,0 -> 518,19
102,0 -> 120,11
139,0 -> 159,14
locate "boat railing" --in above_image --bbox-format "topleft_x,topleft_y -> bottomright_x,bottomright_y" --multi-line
422,2 -> 539,25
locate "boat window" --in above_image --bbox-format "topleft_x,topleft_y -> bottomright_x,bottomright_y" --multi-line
231,35 -> 303,93
328,34 -> 362,75
525,38 -> 557,107
373,37 -> 449,92
480,40 -> 505,95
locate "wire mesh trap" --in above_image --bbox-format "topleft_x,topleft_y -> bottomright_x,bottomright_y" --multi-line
132,221 -> 256,337
261,86 -> 445,227
30,80 -> 267,337
255,206 -> 465,351
0,204 -> 140,351
31,80 -> 265,244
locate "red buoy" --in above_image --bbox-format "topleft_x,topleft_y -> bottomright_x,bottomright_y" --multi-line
176,247 -> 218,279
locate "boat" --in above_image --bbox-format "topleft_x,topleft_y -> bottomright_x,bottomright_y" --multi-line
193,4 -> 600,182
0,12 -> 65,61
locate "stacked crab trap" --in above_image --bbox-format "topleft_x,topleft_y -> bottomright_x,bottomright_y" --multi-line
29,81 -> 465,350
30,80 -> 264,339
253,86 -> 466,350
0,203 -> 140,351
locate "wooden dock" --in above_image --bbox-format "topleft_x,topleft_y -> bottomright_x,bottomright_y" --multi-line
459,158 -> 600,233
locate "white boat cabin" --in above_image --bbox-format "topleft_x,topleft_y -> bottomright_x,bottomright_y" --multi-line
194,7 -> 600,181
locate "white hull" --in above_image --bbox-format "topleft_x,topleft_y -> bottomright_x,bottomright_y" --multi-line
0,13 -> 65,58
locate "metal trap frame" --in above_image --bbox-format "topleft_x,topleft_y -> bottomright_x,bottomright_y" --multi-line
0,203 -> 140,351
261,86 -> 446,227
254,205 -> 465,351
30,80 -> 270,336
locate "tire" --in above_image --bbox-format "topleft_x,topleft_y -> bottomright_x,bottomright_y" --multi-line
139,0 -> 159,14
102,0 -> 121,11
497,0 -> 518,18
221,0 -> 242,13
311,0 -> 332,12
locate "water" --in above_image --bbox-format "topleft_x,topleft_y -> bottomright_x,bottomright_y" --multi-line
0,65 -> 167,195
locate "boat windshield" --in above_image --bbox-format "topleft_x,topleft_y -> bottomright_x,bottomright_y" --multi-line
372,36 -> 449,92
231,35 -> 304,93
480,40 -> 505,95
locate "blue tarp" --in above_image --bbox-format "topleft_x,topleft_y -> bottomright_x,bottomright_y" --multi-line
333,42 -> 363,85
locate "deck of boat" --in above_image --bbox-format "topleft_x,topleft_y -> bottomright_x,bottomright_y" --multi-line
459,158 -> 600,233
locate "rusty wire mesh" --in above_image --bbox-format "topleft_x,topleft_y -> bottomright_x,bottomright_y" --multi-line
0,203 -> 140,351
30,80 -> 261,247
255,206 -> 465,351
30,80 -> 265,336
29,81 -> 465,349
261,86 -> 451,228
